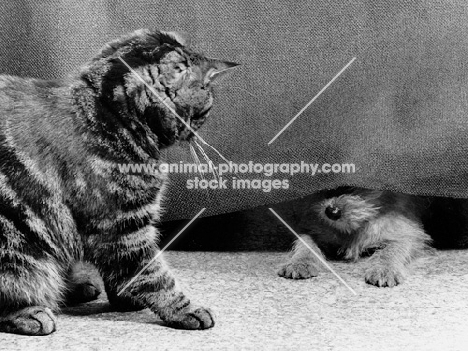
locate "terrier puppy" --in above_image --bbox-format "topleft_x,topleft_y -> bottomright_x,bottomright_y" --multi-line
278,188 -> 432,287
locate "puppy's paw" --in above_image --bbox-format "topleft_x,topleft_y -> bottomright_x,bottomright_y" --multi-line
164,304 -> 214,330
277,260 -> 319,279
364,265 -> 404,287
0,306 -> 57,335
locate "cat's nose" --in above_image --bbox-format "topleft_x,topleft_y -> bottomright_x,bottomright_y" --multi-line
325,205 -> 342,220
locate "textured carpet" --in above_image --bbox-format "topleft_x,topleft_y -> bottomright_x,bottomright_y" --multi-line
1,250 -> 468,351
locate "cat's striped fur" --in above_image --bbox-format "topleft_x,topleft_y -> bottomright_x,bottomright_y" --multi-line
0,29 -> 237,335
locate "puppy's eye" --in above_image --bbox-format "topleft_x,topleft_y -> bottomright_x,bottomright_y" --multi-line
325,205 -> 342,220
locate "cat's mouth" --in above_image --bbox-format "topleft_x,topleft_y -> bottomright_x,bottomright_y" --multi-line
177,117 -> 197,141
178,127 -> 194,141
177,114 -> 207,142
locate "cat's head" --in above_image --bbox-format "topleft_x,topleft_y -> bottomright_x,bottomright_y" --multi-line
80,29 -> 238,148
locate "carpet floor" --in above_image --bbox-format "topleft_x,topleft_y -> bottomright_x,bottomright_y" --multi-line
1,250 -> 468,351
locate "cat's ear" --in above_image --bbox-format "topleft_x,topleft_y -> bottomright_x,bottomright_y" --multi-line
161,31 -> 191,47
205,59 -> 240,82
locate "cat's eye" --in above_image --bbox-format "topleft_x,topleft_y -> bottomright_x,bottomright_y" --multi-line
174,63 -> 187,73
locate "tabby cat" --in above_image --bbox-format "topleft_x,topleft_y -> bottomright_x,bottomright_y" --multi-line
0,29 -> 237,335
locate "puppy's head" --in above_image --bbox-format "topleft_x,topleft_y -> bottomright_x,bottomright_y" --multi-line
317,190 -> 381,234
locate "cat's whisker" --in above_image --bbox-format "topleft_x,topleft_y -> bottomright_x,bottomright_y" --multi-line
189,143 -> 202,179
194,140 -> 219,181
189,142 -> 205,181
194,137 -> 248,182
195,137 -> 231,164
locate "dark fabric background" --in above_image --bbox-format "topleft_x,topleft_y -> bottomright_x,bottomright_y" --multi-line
1,1 -> 468,221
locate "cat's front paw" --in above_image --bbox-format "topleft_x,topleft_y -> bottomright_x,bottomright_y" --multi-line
364,265 -> 404,287
0,306 -> 57,335
277,260 -> 319,279
164,304 -> 214,330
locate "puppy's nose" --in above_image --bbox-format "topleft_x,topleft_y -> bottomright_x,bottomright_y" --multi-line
325,205 -> 341,220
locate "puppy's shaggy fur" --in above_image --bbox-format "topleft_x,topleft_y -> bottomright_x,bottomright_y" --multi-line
278,188 -> 432,287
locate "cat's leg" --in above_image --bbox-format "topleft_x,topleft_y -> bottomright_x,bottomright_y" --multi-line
64,261 -> 102,306
91,225 -> 214,329
362,214 -> 431,287
278,234 -> 324,279
0,258 -> 64,335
